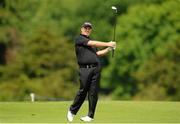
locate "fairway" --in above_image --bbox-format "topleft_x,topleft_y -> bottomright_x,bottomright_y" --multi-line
0,101 -> 180,123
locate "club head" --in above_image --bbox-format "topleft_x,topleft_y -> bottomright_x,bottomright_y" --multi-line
111,6 -> 117,13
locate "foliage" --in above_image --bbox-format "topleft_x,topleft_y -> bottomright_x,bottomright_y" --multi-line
101,0 -> 180,100
0,0 -> 179,101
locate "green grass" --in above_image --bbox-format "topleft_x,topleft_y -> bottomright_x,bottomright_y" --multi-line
0,101 -> 180,123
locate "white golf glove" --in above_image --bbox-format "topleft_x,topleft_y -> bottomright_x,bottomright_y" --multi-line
110,41 -> 116,50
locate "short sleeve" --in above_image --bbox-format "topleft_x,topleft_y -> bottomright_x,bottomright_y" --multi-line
75,35 -> 89,46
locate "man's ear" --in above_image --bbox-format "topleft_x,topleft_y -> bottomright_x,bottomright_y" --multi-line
80,27 -> 83,32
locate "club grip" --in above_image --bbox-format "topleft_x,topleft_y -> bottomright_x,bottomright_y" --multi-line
112,49 -> 114,57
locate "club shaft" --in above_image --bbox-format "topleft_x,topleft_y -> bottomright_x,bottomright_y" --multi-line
112,15 -> 116,57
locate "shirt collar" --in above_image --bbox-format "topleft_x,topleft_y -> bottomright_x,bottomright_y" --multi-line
80,34 -> 90,38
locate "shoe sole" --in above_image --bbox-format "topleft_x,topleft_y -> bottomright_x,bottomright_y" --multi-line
80,118 -> 93,122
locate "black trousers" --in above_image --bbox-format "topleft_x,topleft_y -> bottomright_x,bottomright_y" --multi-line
70,65 -> 101,118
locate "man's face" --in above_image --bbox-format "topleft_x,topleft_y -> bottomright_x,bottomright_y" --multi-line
81,27 -> 92,36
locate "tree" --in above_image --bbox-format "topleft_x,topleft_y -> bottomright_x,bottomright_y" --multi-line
0,0 -> 78,100
101,0 -> 180,100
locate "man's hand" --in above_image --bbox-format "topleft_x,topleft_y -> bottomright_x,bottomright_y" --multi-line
108,41 -> 116,49
107,47 -> 113,52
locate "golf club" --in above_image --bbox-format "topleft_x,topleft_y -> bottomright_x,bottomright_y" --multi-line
111,6 -> 117,57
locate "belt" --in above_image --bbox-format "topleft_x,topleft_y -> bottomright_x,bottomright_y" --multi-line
79,64 -> 97,68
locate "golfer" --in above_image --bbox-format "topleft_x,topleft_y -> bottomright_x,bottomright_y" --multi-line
67,22 -> 116,122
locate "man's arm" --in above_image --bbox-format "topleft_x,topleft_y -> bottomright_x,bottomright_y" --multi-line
87,40 -> 115,48
96,47 -> 112,57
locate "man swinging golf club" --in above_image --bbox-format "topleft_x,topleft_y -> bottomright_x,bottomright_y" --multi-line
67,22 -> 116,122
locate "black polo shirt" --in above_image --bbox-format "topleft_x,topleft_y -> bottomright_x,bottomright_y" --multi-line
74,34 -> 100,65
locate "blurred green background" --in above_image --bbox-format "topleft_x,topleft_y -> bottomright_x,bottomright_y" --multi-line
0,0 -> 179,101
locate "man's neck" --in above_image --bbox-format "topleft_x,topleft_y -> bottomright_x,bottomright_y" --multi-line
80,34 -> 89,38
